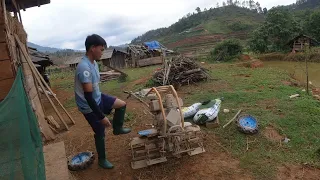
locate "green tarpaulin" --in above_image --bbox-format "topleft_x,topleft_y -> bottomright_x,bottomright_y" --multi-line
0,67 -> 45,180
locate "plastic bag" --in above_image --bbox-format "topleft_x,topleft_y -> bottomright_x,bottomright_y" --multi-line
193,99 -> 222,125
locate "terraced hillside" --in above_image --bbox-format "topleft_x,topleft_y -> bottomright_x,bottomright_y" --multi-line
132,6 -> 265,57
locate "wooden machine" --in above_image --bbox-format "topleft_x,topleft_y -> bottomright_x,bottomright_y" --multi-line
129,85 -> 205,169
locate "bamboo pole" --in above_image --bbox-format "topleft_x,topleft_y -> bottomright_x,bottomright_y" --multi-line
15,35 -> 69,130
223,110 -> 242,128
15,35 -> 76,125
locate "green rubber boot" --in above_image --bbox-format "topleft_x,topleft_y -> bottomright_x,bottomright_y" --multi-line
112,105 -> 131,135
94,135 -> 114,169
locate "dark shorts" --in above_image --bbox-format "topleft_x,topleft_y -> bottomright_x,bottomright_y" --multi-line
83,94 -> 116,136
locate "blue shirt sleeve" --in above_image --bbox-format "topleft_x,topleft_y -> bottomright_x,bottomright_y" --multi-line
77,64 -> 92,83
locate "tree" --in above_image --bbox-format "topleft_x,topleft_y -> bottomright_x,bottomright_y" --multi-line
263,7 -> 268,14
196,7 -> 201,13
248,8 -> 302,52
256,2 -> 262,13
242,1 -> 246,7
223,2 -> 227,7
235,0 -> 241,6
204,8 -> 208,11
249,0 -> 255,9
265,8 -> 301,51
227,0 -> 234,5
210,39 -> 243,61
216,2 -> 220,8
248,26 -> 269,53
308,10 -> 320,41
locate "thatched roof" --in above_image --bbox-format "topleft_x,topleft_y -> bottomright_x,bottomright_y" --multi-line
5,0 -> 51,12
28,47 -> 53,67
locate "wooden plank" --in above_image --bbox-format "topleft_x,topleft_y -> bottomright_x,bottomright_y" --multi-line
0,59 -> 14,80
0,77 -> 13,100
0,24 -> 6,43
32,95 -> 55,140
28,86 -> 38,100
21,62 -> 32,75
137,56 -> 163,67
0,42 -> 10,60
24,74 -> 34,92
43,142 -> 69,180
46,115 -> 60,129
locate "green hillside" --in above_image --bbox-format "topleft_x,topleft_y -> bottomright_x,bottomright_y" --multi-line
132,0 -> 320,57
131,5 -> 265,53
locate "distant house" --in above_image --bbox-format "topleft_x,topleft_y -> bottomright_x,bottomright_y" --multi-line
65,56 -> 82,69
101,48 -> 128,69
288,35 -> 320,52
28,47 -> 53,85
28,47 -> 53,72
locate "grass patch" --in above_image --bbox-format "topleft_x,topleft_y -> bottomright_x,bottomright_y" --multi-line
184,64 -> 320,179
51,71 -> 74,91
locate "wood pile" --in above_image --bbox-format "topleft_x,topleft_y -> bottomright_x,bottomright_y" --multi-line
100,71 -> 122,82
153,56 -> 209,86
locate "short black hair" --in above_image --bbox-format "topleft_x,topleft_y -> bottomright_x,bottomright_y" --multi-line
85,34 -> 107,52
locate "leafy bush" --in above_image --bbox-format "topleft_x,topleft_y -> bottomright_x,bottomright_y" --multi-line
228,21 -> 251,31
209,39 -> 243,61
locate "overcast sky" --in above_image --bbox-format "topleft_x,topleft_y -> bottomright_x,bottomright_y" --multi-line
21,0 -> 296,50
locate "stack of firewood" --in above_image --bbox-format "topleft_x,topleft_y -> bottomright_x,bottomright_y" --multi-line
100,71 -> 122,82
153,56 -> 209,86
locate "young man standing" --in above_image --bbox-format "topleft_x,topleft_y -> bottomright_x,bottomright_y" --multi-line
74,34 -> 131,169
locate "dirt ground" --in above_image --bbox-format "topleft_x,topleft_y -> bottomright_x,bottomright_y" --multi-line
48,76 -> 320,180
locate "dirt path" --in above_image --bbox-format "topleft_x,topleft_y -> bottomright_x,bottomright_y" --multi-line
48,86 -> 252,180
49,75 -> 320,180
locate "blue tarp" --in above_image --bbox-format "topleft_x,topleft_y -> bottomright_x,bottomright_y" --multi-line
144,41 -> 161,50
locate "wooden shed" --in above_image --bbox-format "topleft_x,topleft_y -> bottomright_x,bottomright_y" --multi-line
288,34 -> 320,52
101,48 -> 128,69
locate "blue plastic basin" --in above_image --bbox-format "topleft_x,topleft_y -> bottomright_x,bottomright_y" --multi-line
70,152 -> 91,165
238,115 -> 258,129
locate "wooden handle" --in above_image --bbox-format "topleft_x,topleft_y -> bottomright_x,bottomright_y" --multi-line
223,110 -> 242,129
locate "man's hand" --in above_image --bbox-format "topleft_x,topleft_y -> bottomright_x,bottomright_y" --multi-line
101,117 -> 111,127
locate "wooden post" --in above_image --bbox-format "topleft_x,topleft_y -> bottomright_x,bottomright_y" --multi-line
2,0 -> 8,25
17,4 -> 22,24
305,47 -> 310,95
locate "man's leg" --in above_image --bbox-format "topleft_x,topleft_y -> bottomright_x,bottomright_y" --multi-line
83,113 -> 114,169
99,94 -> 131,135
112,98 -> 131,135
